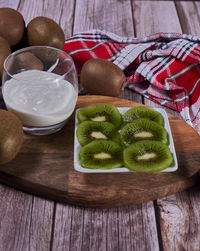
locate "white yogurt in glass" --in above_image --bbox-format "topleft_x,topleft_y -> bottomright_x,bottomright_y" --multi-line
2,70 -> 78,127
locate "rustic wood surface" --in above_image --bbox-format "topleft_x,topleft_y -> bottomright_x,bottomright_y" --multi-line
0,96 -> 199,208
0,0 -> 199,251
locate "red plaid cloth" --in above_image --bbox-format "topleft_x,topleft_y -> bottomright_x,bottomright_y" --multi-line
64,29 -> 200,134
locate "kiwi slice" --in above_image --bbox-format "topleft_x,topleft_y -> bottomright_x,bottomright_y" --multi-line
76,121 -> 118,146
124,140 -> 174,172
120,118 -> 169,147
77,103 -> 122,128
122,106 -> 164,126
79,140 -> 123,169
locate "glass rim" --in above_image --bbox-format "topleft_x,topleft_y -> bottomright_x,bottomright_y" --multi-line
3,45 -> 76,80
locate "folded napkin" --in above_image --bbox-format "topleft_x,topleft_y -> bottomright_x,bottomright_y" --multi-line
64,29 -> 200,134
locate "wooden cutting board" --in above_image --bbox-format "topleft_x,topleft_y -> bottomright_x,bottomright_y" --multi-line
0,95 -> 199,208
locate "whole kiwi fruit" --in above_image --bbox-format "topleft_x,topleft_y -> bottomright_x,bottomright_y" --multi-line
3,52 -> 44,79
0,8 -> 25,46
80,59 -> 126,97
0,36 -> 11,80
0,109 -> 23,165
27,16 -> 65,50
15,52 -> 44,71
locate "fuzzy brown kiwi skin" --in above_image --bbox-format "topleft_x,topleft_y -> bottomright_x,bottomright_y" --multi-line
0,109 -> 23,164
0,8 -> 25,46
80,59 -> 126,97
0,37 -> 11,80
27,16 -> 65,50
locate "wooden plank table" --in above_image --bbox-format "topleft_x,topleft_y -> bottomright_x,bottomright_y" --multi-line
0,0 -> 199,250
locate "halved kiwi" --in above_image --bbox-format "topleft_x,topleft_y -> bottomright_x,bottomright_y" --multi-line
79,140 -> 123,169
77,103 -> 122,128
123,140 -> 174,172
122,106 -> 164,126
76,121 -> 118,146
120,118 -> 169,147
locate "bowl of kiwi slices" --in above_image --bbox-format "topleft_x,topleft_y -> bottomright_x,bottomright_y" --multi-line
74,103 -> 178,173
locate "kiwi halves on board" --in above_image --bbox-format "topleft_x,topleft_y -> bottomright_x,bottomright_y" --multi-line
77,103 -> 122,129
123,140 -> 174,172
76,121 -> 119,146
120,118 -> 169,147
79,140 -> 123,169
122,106 -> 164,126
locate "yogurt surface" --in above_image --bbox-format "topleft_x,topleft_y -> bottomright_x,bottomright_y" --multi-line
2,70 -> 77,127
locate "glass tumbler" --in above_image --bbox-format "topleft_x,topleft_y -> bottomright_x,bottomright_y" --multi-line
2,46 -> 78,135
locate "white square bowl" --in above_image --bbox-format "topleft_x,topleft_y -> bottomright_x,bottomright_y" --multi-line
74,107 -> 178,173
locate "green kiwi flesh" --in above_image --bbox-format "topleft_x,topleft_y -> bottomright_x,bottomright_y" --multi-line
77,103 -> 122,128
76,121 -> 118,146
123,140 -> 174,172
122,106 -> 164,126
120,118 -> 168,147
79,140 -> 123,169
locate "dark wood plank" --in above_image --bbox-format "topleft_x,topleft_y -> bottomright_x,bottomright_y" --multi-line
129,202 -> 160,250
81,208 -> 107,251
120,202 -> 160,251
157,184 -> 200,251
175,1 -> 200,35
0,184 -> 53,251
132,0 -> 182,36
0,0 -> 20,9
73,0 -> 135,36
51,204 -> 73,250
53,203 -> 160,251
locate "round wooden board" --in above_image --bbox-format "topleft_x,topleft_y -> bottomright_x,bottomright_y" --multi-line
0,95 -> 199,208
